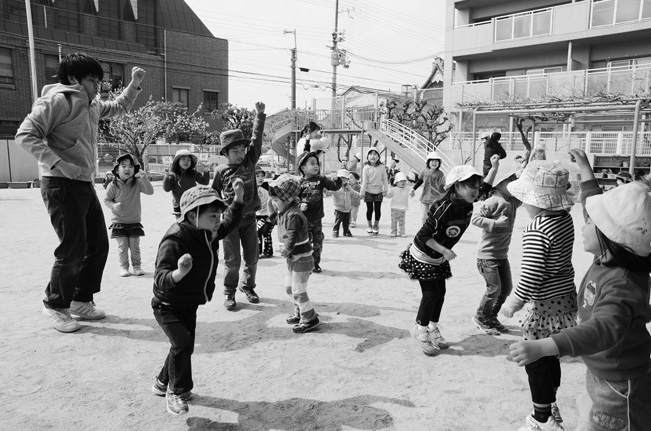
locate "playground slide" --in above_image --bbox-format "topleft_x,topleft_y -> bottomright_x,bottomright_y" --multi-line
271,122 -> 294,164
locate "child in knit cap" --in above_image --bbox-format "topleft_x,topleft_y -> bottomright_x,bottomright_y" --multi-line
268,174 -> 320,333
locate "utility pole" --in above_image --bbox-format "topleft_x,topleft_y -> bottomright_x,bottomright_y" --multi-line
331,0 -> 339,99
284,29 -> 297,110
25,0 -> 38,103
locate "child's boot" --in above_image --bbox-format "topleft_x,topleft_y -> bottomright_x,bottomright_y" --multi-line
372,221 -> 379,235
366,221 -> 373,234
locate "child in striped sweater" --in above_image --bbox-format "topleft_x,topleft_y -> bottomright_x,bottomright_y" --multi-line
502,160 -> 578,431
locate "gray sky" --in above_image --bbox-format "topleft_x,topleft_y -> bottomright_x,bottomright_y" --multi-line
185,0 -> 446,114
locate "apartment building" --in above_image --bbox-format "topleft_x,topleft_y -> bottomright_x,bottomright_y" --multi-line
0,0 -> 228,137
443,0 -> 651,132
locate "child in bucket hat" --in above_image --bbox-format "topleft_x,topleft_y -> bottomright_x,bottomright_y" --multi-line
267,174 -> 320,333
385,171 -> 410,237
502,160 -> 578,430
163,149 -> 210,219
211,102 -> 266,311
103,153 -> 154,277
399,164 -> 483,357
151,180 -> 244,416
508,149 -> 651,431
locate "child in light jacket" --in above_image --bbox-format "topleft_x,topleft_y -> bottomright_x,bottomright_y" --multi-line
385,171 -> 410,237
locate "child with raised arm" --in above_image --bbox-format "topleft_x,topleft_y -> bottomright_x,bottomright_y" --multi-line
103,153 -> 154,277
410,151 -> 445,224
163,149 -> 210,219
508,149 -> 651,431
360,147 -> 388,235
470,162 -> 525,335
385,171 -> 410,237
151,179 -> 245,416
296,151 -> 342,273
15,52 -> 145,332
211,102 -> 266,310
268,174 -> 320,333
501,160 -> 578,431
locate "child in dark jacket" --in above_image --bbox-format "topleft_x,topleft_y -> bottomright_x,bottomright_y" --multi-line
162,149 -> 210,219
151,180 -> 244,416
296,151 -> 342,273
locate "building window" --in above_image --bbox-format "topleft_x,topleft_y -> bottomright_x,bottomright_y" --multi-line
4,0 -> 26,22
591,0 -> 651,26
52,0 -> 80,33
44,54 -> 59,85
0,48 -> 14,85
98,0 -> 122,40
203,91 -> 219,111
172,88 -> 190,109
99,62 -> 124,95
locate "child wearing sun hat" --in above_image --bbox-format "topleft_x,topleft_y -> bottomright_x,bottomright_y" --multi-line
508,149 -> 651,431
501,160 -> 578,431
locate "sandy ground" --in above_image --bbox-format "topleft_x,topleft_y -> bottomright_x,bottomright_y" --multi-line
0,181 -> 602,430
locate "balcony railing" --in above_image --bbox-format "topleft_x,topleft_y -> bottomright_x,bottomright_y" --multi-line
450,64 -> 651,104
494,8 -> 553,42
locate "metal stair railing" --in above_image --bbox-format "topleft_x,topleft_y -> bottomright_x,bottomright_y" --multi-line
379,119 -> 453,173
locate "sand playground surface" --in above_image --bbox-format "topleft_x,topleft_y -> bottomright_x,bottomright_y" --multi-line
0,181 -> 636,431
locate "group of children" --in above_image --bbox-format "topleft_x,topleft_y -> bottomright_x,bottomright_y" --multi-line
16,52 -> 650,427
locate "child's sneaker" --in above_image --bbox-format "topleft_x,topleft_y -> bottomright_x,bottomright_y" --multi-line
472,315 -> 501,336
119,267 -> 130,277
409,325 -> 439,356
42,306 -> 81,333
390,233 -> 397,237
293,316 -> 320,333
69,301 -> 106,320
286,314 -> 301,324
489,316 -> 508,333
224,294 -> 237,311
332,231 -> 339,238
366,223 -> 373,234
132,266 -> 145,276
343,231 -> 353,237
524,413 -> 564,431
238,286 -> 259,304
430,326 -> 450,349
350,221 -> 356,228
372,223 -> 379,235
551,403 -> 563,424
152,378 -> 167,396
166,392 -> 189,415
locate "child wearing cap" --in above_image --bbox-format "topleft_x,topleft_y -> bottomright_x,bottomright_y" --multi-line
360,147 -> 389,235
470,164 -> 523,336
211,101 -> 266,310
500,160 -> 578,431
295,151 -> 342,273
509,149 -> 651,431
151,180 -> 245,416
103,153 -> 154,277
268,174 -> 320,333
385,171 -> 410,237
410,151 -> 446,224
102,170 -> 114,189
348,171 -> 362,228
331,169 -> 359,238
399,165 -> 484,357
255,165 -> 273,258
163,149 -> 210,219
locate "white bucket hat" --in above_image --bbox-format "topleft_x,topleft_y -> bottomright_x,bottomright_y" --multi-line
506,161 -> 573,211
585,182 -> 651,256
444,165 -> 482,190
394,172 -> 407,183
427,151 -> 441,161
337,169 -> 350,178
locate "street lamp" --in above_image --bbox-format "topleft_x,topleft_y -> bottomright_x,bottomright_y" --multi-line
283,29 -> 297,110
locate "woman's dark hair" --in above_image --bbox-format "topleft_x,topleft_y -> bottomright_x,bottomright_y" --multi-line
56,53 -> 104,85
426,158 -> 441,169
596,226 -> 651,272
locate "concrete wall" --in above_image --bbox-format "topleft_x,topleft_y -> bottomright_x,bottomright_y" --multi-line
0,139 -> 38,182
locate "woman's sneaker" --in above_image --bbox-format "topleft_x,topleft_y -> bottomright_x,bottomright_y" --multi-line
409,325 -> 439,356
430,326 -> 450,349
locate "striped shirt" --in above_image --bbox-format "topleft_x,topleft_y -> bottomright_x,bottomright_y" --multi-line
514,212 -> 575,301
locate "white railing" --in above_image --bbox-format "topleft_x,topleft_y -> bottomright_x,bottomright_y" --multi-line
494,7 -> 553,42
380,119 -> 453,172
590,0 -> 651,28
451,64 -> 651,104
